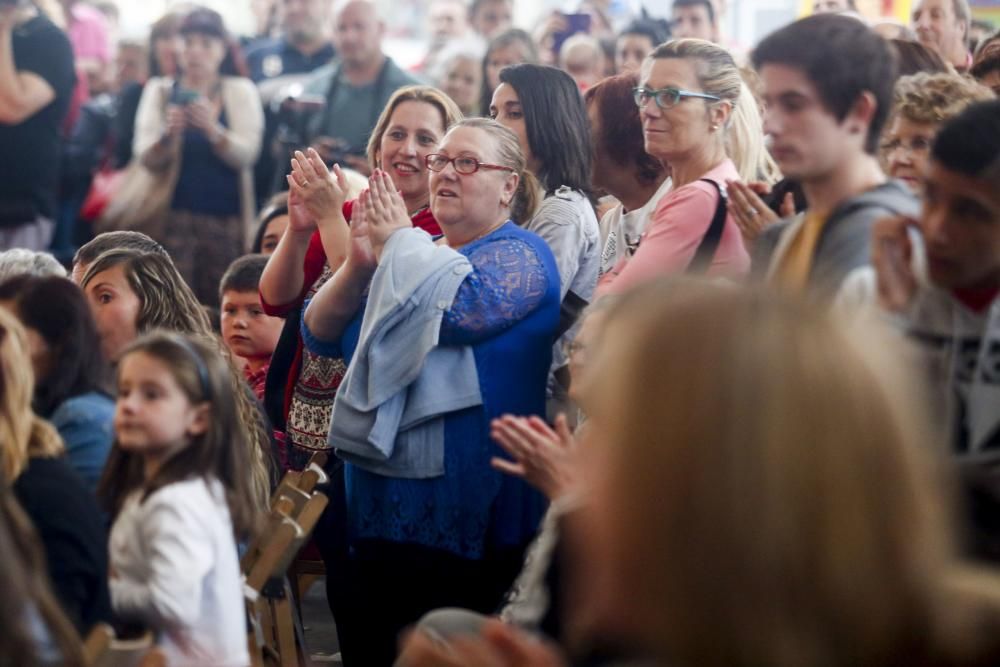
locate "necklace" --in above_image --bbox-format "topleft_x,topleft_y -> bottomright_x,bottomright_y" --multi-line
448,219 -> 507,249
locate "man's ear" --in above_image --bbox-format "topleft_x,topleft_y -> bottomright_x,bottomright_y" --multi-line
846,91 -> 877,139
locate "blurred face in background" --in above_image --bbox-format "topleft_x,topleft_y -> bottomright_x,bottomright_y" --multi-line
179,31 -> 227,80
116,42 -> 148,88
471,0 -> 513,39
913,0 -> 968,61
428,0 -> 468,43
280,0 -> 329,46
440,55 -> 481,114
333,0 -> 384,68
153,34 -> 183,78
615,32 -> 655,75
485,41 -> 532,93
671,4 -> 717,42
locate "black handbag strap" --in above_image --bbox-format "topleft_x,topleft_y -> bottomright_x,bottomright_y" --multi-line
687,178 -> 728,274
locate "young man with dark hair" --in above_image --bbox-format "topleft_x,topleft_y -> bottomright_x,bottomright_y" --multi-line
751,13 -> 920,300
671,0 -> 717,43
842,100 -> 1000,561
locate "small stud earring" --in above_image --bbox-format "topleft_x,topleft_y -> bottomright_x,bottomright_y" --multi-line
711,123 -> 720,131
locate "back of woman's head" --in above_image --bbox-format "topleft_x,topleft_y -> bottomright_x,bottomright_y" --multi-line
646,39 -> 772,182
0,309 -> 63,484
497,63 -> 593,195
82,249 -> 212,337
6,276 -> 109,417
449,117 -> 541,223
576,281 -> 951,667
584,72 -> 664,186
99,331 -> 257,537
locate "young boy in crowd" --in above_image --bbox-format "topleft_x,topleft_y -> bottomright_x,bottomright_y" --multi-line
842,100 -> 1000,560
751,14 -> 920,300
219,255 -> 284,401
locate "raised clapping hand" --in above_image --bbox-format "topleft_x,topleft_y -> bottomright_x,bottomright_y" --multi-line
872,215 -> 918,313
288,148 -> 350,227
397,619 -> 567,667
365,169 -> 413,261
347,188 -> 377,272
490,414 -> 577,501
726,180 -> 795,245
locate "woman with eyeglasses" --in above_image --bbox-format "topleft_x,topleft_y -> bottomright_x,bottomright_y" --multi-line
301,118 -> 560,666
879,72 -> 993,196
597,39 -> 771,295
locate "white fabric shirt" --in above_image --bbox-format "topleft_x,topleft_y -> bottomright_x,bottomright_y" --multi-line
109,477 -> 249,667
599,178 -> 672,277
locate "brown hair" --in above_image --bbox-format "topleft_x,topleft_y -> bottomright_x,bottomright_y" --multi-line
575,281 -> 954,667
584,72 -> 665,187
365,85 -> 465,170
82,250 -> 272,517
890,39 -> 953,77
0,309 -> 64,484
447,117 -> 541,223
893,72 -> 995,125
98,331 -> 259,538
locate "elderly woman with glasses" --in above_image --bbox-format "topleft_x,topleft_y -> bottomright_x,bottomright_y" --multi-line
597,39 -> 772,295
301,118 -> 560,666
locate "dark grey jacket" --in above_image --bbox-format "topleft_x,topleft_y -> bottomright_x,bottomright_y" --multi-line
753,180 -> 919,300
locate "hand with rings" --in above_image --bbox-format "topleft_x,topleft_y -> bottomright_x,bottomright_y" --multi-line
287,148 -> 350,227
726,179 -> 795,245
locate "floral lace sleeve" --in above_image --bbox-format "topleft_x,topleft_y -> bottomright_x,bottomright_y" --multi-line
440,237 -> 551,345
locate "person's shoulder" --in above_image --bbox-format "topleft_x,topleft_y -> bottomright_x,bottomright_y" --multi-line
834,180 -> 921,224
50,391 -> 114,423
15,457 -> 94,507
384,57 -> 422,87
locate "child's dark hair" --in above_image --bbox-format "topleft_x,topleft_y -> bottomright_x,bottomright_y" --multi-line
618,16 -> 671,49
98,331 -> 259,538
931,100 -> 1000,180
251,192 -> 289,254
0,276 -> 111,418
219,254 -> 268,301
752,13 -> 897,154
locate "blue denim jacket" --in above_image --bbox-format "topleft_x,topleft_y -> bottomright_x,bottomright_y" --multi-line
49,391 -> 114,495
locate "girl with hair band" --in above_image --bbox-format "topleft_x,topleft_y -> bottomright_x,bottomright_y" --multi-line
100,332 -> 257,666
598,39 -> 772,295
80,248 -> 274,514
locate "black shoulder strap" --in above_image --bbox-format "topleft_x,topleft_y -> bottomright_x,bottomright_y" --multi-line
687,178 -> 728,274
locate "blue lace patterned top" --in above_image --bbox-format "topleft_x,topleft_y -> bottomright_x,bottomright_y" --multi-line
302,221 -> 560,559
